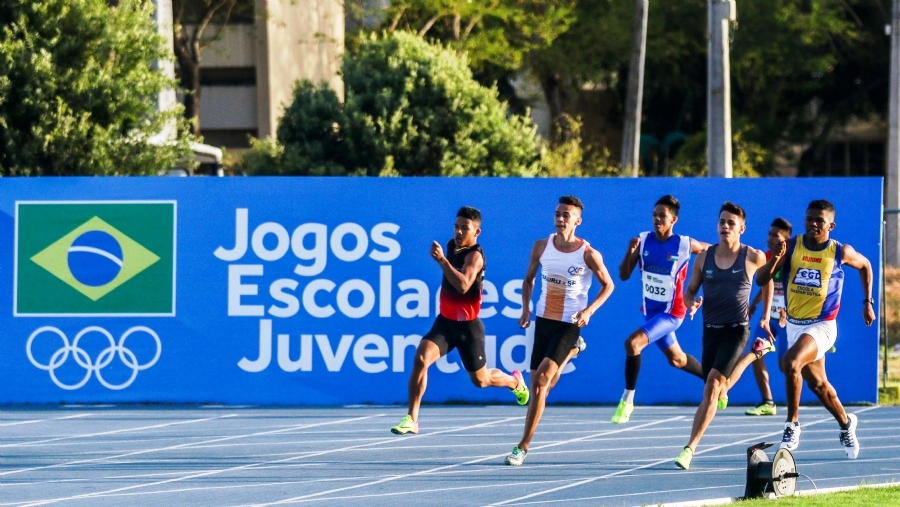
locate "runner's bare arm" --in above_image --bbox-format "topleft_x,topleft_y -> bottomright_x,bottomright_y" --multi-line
690,238 -> 712,254
841,243 -> 876,326
432,241 -> 484,293
519,239 -> 546,328
748,288 -> 764,318
684,250 -> 706,320
618,237 -> 641,281
573,247 -> 615,327
751,249 -> 776,341
756,237 -> 792,286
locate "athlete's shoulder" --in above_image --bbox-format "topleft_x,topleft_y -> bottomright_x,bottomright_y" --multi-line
746,245 -> 767,264
530,237 -> 549,257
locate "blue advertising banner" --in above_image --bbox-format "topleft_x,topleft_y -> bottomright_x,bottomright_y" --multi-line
0,177 -> 883,405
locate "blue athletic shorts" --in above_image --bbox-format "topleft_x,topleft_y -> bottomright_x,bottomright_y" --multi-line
640,312 -> 683,350
750,318 -> 787,362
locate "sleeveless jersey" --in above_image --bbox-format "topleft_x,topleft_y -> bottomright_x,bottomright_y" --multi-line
783,234 -> 844,325
637,232 -> 691,319
701,244 -> 751,325
765,250 -> 786,320
439,240 -> 484,322
535,234 -> 592,323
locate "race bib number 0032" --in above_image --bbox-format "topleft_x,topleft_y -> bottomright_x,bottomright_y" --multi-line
643,273 -> 672,302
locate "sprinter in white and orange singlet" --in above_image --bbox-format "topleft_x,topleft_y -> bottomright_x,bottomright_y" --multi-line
504,196 -> 615,466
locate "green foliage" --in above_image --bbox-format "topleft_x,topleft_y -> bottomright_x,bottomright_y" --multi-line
350,0 -> 576,75
263,32 -> 541,177
668,128 -> 765,178
529,0 -> 880,175
540,115 -> 618,177
0,0 -> 191,176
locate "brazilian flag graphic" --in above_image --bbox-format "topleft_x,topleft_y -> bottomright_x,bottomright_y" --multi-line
15,202 -> 175,315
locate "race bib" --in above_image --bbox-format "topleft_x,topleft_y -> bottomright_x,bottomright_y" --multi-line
643,273 -> 672,302
769,292 -> 786,319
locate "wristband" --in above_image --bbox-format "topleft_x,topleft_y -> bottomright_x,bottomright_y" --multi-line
863,298 -> 874,305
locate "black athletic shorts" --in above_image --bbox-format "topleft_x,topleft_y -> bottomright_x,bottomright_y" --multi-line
531,316 -> 581,371
701,323 -> 750,379
422,315 -> 487,372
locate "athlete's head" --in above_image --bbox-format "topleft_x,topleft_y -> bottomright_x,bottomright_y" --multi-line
767,217 -> 792,251
652,195 -> 680,235
454,206 -> 481,247
805,199 -> 836,240
555,195 -> 584,233
718,201 -> 746,241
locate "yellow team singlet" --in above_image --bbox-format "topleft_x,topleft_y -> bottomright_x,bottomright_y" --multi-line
784,234 -> 844,325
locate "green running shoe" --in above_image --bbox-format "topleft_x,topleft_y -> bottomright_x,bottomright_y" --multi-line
505,446 -> 527,466
717,395 -> 728,410
675,446 -> 693,470
390,414 -> 419,435
745,402 -> 777,416
610,400 -> 634,424
511,370 -> 529,405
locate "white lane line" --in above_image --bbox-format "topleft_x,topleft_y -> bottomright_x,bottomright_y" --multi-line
15,476 -> 578,504
0,414 -> 378,479
11,414 -> 514,506
244,416 -> 685,507
486,406 -> 879,506
0,414 -> 237,448
0,414 -> 91,427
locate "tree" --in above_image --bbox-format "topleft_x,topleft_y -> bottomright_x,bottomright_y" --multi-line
529,0 -> 883,175
172,0 -> 250,136
254,32 -> 541,176
0,0 -> 191,175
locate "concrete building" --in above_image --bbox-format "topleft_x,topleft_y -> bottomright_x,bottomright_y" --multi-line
184,0 -> 344,148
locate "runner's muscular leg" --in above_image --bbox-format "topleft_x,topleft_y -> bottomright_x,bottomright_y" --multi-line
625,328 -> 650,357
549,348 -> 577,389
782,334 -> 819,423
519,357 -> 560,451
468,366 -> 518,389
752,358 -> 773,401
662,341 -> 688,369
408,339 -> 442,421
685,369 -> 728,450
801,356 -> 849,426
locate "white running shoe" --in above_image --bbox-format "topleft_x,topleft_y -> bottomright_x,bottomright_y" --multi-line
505,446 -> 527,466
574,336 -> 587,357
840,413 -> 860,459
779,422 -> 801,451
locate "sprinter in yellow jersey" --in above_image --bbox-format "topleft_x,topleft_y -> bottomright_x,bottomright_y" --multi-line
757,200 -> 875,459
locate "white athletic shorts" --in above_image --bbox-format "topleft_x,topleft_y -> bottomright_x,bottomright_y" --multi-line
786,320 -> 837,361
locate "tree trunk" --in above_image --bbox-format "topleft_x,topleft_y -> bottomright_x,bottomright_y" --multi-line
182,63 -> 202,137
539,73 -> 565,146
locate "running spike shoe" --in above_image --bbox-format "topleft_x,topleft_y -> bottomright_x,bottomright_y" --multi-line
610,400 -> 634,424
574,336 -> 587,357
717,395 -> 728,410
779,422 -> 801,451
390,414 -> 419,435
505,446 -> 527,466
675,447 -> 693,470
752,338 -> 776,359
745,402 -> 777,416
840,413 -> 860,459
511,370 -> 530,406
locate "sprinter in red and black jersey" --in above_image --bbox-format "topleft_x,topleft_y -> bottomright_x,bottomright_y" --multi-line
391,207 -> 530,435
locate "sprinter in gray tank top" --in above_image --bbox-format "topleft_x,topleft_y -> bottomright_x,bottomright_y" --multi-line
673,202 -> 772,471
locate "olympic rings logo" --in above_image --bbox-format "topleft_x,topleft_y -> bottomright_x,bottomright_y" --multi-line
26,326 -> 162,391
